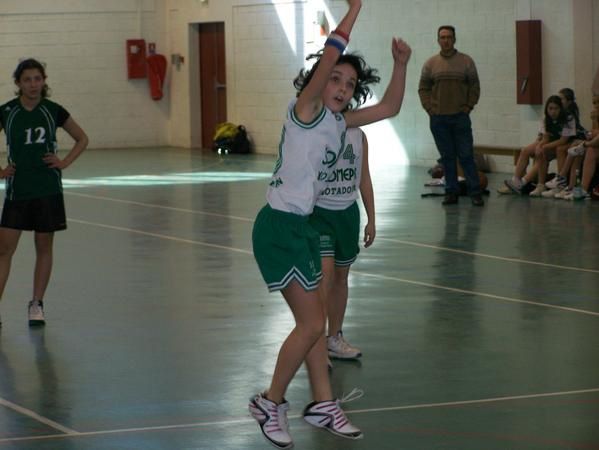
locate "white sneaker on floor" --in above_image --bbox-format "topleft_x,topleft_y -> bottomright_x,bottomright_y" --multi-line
564,189 -> 589,201
249,393 -> 293,449
541,187 -> 562,198
504,178 -> 523,194
496,184 -> 513,194
327,332 -> 362,359
554,188 -> 572,199
529,185 -> 546,197
545,175 -> 566,189
303,398 -> 363,440
28,300 -> 45,327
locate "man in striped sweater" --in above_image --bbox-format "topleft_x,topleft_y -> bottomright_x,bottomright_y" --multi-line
419,25 -> 483,206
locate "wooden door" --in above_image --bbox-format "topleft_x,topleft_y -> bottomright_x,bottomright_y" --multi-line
199,22 -> 227,150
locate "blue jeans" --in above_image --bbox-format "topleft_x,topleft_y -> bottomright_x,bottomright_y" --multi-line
430,112 -> 481,196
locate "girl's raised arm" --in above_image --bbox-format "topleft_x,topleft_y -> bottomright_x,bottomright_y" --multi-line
345,37 -> 411,128
295,0 -> 362,123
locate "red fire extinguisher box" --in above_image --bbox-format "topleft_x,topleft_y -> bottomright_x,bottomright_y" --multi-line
126,39 -> 147,79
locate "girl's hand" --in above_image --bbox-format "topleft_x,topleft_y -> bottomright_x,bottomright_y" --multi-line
346,0 -> 362,7
43,153 -> 67,169
0,164 -> 15,179
391,37 -> 411,65
363,222 -> 376,248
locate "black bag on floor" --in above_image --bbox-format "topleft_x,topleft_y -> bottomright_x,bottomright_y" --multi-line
212,123 -> 251,154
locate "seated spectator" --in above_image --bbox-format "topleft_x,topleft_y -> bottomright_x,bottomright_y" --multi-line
543,92 -> 596,198
498,95 -> 575,196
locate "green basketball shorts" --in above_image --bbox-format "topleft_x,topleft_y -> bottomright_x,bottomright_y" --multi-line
252,205 -> 322,292
309,202 -> 360,266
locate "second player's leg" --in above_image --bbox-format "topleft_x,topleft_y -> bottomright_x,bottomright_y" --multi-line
327,265 -> 351,336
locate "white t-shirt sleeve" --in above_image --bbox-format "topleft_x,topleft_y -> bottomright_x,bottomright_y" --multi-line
561,117 -> 576,137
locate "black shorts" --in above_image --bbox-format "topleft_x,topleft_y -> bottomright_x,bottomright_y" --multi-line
1,194 -> 67,232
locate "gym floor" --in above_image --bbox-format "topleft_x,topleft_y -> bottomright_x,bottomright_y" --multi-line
0,147 -> 598,450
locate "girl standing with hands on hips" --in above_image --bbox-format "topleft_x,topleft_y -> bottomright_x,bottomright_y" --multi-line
249,1 -> 411,448
0,58 -> 88,327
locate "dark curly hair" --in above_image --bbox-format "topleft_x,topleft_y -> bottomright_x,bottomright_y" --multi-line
293,51 -> 380,110
13,58 -> 50,98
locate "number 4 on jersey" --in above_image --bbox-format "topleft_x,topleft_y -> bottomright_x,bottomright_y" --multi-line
342,143 -> 356,165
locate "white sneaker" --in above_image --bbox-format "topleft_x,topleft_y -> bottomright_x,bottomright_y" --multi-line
529,185 -> 546,197
545,175 -> 566,189
249,393 -> 293,449
554,188 -> 572,199
303,399 -> 363,439
541,187 -> 562,198
327,332 -> 362,359
28,300 -> 45,327
567,143 -> 586,157
504,178 -> 523,194
496,184 -> 513,194
564,189 -> 589,201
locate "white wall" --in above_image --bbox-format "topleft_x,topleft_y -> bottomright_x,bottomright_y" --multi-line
1,0 -> 596,173
165,0 -> 304,149
0,0 -> 169,150
166,0 -> 597,173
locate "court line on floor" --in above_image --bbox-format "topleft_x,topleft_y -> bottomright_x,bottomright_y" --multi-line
0,397 -> 79,435
69,219 -> 253,255
351,269 -> 599,317
65,192 -> 254,222
345,386 -> 599,415
68,218 -> 599,318
65,191 -> 598,274
1,387 -> 597,444
377,237 -> 599,274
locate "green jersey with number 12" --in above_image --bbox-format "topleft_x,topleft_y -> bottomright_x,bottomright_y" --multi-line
0,98 -> 70,200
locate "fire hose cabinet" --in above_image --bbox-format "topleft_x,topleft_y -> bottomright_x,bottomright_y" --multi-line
126,39 -> 147,79
516,20 -> 542,105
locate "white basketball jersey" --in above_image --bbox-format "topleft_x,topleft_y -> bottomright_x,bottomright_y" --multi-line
266,99 -> 347,215
315,127 -> 363,210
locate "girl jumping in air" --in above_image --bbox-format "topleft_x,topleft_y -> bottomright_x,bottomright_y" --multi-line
249,1 -> 411,447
